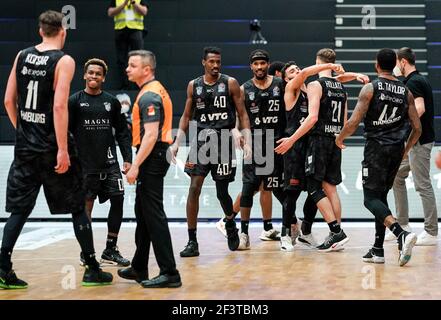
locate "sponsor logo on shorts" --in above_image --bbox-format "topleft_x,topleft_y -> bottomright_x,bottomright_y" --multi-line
148,105 -> 155,116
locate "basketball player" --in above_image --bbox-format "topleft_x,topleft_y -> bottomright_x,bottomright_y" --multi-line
276,48 -> 349,251
336,48 -> 421,266
69,58 -> 132,267
280,60 -> 369,250
234,49 -> 286,250
0,11 -> 112,289
169,47 -> 252,257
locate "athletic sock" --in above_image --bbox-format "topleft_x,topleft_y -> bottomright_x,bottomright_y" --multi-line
188,229 -> 197,242
328,220 -> 341,233
263,219 -> 273,231
241,221 -> 249,235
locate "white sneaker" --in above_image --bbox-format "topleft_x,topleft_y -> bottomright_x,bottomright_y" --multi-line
280,235 -> 294,252
215,218 -> 227,238
237,233 -> 250,250
259,229 -> 280,241
385,224 -> 411,241
398,231 -> 417,266
298,232 -> 318,248
415,230 -> 438,246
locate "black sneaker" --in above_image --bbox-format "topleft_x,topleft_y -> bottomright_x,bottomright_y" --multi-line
317,230 -> 349,252
180,240 -> 199,257
0,269 -> 28,290
140,273 -> 182,288
101,247 -> 131,267
362,247 -> 385,264
398,231 -> 417,266
225,219 -> 240,251
118,267 -> 148,283
82,266 -> 113,287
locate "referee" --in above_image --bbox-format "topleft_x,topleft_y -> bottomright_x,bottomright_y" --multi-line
118,50 -> 181,288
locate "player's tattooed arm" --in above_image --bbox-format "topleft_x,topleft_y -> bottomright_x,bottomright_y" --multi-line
169,80 -> 194,163
404,91 -> 422,157
335,83 -> 373,149
230,77 -> 251,159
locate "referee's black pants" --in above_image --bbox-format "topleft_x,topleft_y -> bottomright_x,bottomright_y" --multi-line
131,143 -> 178,276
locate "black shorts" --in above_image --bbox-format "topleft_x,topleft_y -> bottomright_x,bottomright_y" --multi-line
305,135 -> 342,185
6,151 -> 85,215
284,137 -> 308,191
84,169 -> 124,203
362,139 -> 405,192
242,152 -> 284,191
184,131 -> 236,182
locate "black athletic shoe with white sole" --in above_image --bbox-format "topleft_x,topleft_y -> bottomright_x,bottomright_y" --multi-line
362,247 -> 385,264
317,230 -> 349,252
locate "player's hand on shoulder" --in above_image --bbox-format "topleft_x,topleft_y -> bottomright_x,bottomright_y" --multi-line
54,149 -> 70,174
331,64 -> 345,75
356,74 -> 370,84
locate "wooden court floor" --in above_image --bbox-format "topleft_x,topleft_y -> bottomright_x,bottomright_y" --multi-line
1,222 -> 441,300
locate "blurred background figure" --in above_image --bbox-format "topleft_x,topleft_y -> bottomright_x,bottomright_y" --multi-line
249,19 -> 267,45
116,93 -> 133,131
108,0 -> 148,90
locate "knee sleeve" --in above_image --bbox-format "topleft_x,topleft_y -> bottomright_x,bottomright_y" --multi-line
363,189 -> 391,222
307,178 -> 326,204
240,183 -> 255,208
215,180 -> 234,216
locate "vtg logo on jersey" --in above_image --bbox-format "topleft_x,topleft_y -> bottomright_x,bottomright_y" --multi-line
196,86 -> 203,95
200,112 -> 228,122
273,86 -> 280,97
248,92 -> 255,101
218,83 -> 226,93
104,102 -> 111,112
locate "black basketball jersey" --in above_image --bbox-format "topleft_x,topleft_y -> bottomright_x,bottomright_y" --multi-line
68,90 -> 132,174
311,77 -> 347,137
192,74 -> 236,130
15,46 -> 68,153
364,78 -> 409,145
286,90 -> 309,136
243,76 -> 286,140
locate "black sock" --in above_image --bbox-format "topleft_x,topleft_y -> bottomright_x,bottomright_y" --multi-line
328,220 -> 341,233
241,221 -> 249,235
83,252 -> 100,270
0,248 -> 12,272
373,218 -> 385,249
292,216 -> 298,225
188,229 -> 197,242
301,220 -> 312,235
263,219 -> 273,231
281,226 -> 291,237
106,235 -> 118,250
72,211 -> 99,269
389,223 -> 404,238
